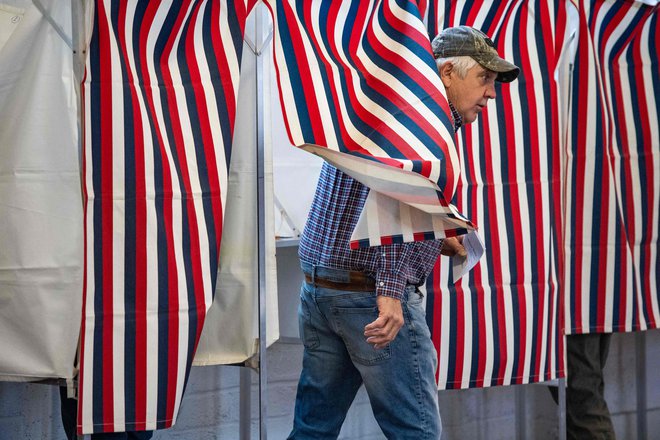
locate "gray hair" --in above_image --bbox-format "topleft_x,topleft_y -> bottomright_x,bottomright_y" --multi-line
435,55 -> 478,78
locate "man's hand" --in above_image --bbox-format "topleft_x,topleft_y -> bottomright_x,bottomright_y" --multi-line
364,296 -> 404,350
441,236 -> 467,257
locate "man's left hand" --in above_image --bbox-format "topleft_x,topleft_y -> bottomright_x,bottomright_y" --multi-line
364,296 -> 404,350
441,236 -> 467,257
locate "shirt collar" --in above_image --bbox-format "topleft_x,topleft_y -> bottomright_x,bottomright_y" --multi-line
448,101 -> 463,132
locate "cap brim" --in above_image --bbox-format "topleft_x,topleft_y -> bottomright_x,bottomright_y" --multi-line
474,53 -> 520,83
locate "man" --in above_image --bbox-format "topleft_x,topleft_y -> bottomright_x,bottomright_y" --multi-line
288,26 -> 519,439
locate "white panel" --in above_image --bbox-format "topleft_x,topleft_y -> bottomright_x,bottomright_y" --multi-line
0,0 -> 81,380
194,5 -> 280,365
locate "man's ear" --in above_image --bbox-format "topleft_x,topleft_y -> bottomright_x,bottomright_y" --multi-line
438,61 -> 453,88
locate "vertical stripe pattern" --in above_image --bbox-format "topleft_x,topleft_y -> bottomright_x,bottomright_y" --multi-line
565,0 -> 660,334
79,0 -> 252,433
422,0 -> 571,389
266,0 -> 475,247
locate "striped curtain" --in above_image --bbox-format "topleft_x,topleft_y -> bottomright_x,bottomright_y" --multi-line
266,0 -> 475,248
78,0 -> 659,432
422,0 -> 573,389
79,0 -> 254,433
565,0 -> 660,334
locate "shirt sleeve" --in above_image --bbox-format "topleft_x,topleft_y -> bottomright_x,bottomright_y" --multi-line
374,239 -> 444,300
374,245 -> 410,301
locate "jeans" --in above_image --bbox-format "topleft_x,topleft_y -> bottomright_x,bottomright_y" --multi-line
288,264 -> 441,440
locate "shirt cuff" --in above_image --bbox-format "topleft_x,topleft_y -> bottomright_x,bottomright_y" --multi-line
374,273 -> 407,301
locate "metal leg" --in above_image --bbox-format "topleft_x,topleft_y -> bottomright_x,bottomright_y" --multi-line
255,4 -> 269,440
71,0 -> 87,82
240,368 -> 252,440
71,6 -> 85,438
558,378 -> 566,440
635,332 -> 647,440
515,385 -> 526,440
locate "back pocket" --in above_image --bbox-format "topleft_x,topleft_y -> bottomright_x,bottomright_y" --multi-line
298,295 -> 320,349
331,306 -> 391,365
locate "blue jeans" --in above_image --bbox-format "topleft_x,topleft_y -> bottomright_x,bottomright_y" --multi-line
288,265 -> 441,440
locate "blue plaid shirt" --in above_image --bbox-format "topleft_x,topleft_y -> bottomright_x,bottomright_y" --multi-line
299,104 -> 461,300
298,164 -> 443,300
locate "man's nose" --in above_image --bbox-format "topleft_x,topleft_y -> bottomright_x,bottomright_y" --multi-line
485,83 -> 497,99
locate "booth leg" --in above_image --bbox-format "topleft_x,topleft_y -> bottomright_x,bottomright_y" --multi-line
636,332 -> 647,440
515,385 -> 526,440
558,378 -> 566,440
240,368 -> 252,440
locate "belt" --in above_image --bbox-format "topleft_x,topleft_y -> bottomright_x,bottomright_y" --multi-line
304,270 -> 376,292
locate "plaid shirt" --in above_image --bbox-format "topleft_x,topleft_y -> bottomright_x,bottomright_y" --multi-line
299,104 -> 461,300
298,164 -> 443,300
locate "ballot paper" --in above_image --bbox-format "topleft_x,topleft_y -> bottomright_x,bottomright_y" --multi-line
452,230 -> 485,281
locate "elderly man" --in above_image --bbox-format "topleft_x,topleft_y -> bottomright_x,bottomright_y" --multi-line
288,26 -> 519,440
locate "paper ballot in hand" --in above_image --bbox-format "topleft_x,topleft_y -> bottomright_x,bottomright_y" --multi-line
451,230 -> 485,281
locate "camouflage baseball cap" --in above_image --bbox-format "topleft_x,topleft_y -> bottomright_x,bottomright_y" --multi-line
431,26 -> 519,83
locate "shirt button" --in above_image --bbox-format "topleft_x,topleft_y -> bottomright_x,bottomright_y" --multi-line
381,253 -> 386,257
379,282 -> 384,286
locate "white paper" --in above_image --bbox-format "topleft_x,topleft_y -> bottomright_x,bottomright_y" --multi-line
451,230 -> 485,281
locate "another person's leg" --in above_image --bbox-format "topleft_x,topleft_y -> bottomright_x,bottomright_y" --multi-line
566,332 -> 615,440
288,282 -> 364,440
59,385 -> 153,440
59,386 -> 78,440
328,285 -> 441,440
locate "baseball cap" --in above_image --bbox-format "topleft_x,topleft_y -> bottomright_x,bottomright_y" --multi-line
431,26 -> 520,83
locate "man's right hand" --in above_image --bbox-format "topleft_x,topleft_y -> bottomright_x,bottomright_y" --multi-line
364,295 -> 404,350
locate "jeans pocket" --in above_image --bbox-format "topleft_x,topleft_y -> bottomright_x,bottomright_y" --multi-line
331,306 -> 392,365
406,286 -> 424,307
298,295 -> 320,350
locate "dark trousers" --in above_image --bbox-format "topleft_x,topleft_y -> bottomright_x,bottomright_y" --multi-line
59,387 -> 154,440
565,333 -> 616,440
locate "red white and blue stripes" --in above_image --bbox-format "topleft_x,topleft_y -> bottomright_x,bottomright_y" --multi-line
422,0 -> 572,389
565,0 -> 660,334
266,0 -> 474,247
77,3 -> 660,433
79,0 -> 252,433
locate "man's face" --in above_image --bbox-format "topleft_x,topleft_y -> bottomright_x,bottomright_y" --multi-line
442,63 -> 498,124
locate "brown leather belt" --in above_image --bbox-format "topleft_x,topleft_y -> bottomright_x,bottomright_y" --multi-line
304,271 -> 376,292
